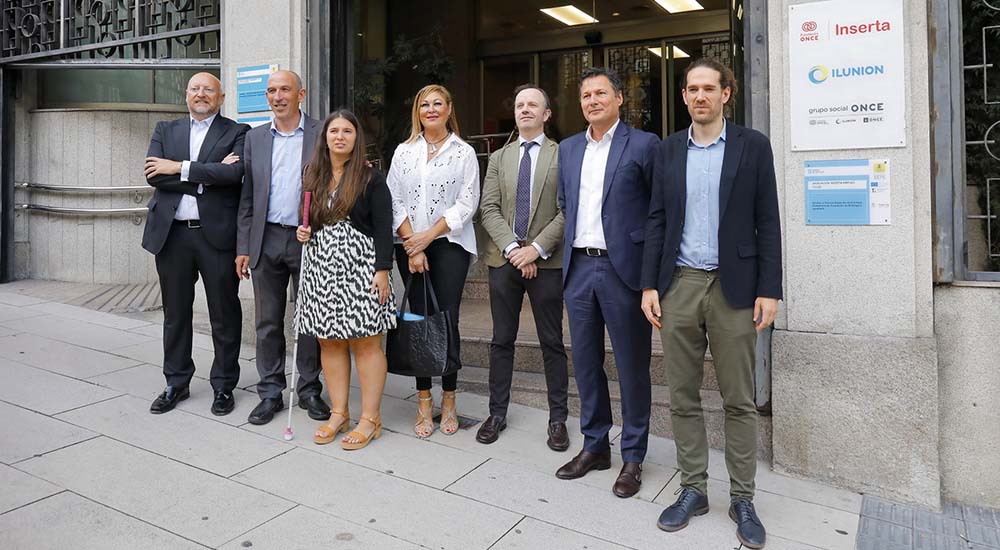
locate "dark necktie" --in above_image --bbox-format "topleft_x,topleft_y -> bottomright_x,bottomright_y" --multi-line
514,141 -> 536,240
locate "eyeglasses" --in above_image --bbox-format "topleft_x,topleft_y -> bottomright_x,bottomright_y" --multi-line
187,86 -> 217,95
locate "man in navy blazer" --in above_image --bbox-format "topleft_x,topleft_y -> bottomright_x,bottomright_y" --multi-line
142,72 -> 249,416
554,67 -> 659,499
640,59 -> 781,549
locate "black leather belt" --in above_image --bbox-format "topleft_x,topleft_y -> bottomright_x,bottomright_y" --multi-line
574,247 -> 608,257
267,222 -> 297,230
173,219 -> 201,228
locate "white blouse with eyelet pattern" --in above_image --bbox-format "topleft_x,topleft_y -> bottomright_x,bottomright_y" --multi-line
386,133 -> 480,257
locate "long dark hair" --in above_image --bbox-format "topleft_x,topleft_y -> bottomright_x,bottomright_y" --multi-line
302,110 -> 371,232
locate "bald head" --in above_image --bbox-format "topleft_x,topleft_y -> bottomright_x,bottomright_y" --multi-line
185,72 -> 224,120
266,70 -> 306,124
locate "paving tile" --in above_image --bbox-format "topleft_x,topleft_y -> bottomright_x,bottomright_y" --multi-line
234,448 -> 520,550
56,395 -> 290,477
655,476 -> 859,550
0,333 -> 140,379
914,530 -> 972,550
914,509 -> 967,537
0,464 -> 62,514
0,492 -> 204,550
0,357 -> 121,415
944,501 -> 966,519
0,325 -> 19,337
19,437 -> 294,548
88,363 -> 170,398
448,458 -> 739,550
111,338 -> 216,371
0,314 -> 155,352
763,535 -> 828,549
23,301 -> 152,330
857,516 -> 913,546
217,505 -> 422,550
967,522 -> 1000,547
176,387 -> 260,427
856,535 -> 910,550
0,401 -> 96,464
863,495 -> 915,527
490,517 -> 630,550
243,396 -> 487,489
640,432 -> 862,514
0,303 -> 46,323
965,505 -> 1000,528
0,291 -> 49,307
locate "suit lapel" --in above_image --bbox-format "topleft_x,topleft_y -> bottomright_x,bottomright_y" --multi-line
503,141 -> 520,224
718,123 -> 744,220
301,115 -> 318,167
567,138 -> 586,217
259,124 -> 274,192
601,123 -> 629,205
527,139 -> 555,228
674,131 -> 689,219
197,116 -> 226,163
180,117 -> 192,161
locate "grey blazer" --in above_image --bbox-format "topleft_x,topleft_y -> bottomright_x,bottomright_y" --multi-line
236,113 -> 321,269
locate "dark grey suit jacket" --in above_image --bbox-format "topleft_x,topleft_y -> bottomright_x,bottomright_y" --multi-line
236,113 -> 321,269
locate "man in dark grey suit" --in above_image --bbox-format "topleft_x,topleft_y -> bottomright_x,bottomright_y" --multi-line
236,70 -> 329,425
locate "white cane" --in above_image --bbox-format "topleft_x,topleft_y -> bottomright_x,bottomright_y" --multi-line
283,191 -> 312,441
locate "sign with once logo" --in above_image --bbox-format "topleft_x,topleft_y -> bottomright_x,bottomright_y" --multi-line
788,0 -> 905,150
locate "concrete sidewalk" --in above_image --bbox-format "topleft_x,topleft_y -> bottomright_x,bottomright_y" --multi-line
0,280 -> 957,549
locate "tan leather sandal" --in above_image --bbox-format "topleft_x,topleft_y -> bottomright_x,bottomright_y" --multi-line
440,391 -> 459,436
342,415 -> 382,451
414,394 -> 435,438
313,409 -> 350,445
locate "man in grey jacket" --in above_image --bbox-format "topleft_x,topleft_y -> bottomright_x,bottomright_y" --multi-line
236,70 -> 329,425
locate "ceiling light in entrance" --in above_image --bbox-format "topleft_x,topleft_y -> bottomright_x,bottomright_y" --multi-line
540,6 -> 598,26
646,46 -> 692,58
653,0 -> 705,14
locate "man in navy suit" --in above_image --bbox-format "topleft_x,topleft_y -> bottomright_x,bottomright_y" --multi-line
641,58 -> 781,549
142,72 -> 249,416
554,67 -> 659,499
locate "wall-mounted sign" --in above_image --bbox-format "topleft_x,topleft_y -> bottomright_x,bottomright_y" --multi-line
805,159 -> 891,225
236,64 -> 278,114
237,115 -> 272,128
788,0 -> 906,151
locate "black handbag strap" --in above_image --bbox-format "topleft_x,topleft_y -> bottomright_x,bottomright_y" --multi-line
399,273 -> 441,314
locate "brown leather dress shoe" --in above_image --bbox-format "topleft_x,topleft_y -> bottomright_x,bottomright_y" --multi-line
476,415 -> 506,444
613,462 -> 642,498
547,421 -> 570,451
555,449 -> 611,479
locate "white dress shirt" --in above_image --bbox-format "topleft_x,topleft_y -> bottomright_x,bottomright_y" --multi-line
386,133 -> 480,257
176,113 -> 217,220
572,119 -> 620,249
503,133 -> 549,259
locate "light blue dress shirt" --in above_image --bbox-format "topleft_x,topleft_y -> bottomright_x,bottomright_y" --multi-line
677,121 -> 726,271
266,112 -> 306,226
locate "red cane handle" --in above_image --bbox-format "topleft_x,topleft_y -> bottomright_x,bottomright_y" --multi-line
303,191 -> 312,227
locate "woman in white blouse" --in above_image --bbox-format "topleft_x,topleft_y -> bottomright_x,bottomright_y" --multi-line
386,84 -> 480,438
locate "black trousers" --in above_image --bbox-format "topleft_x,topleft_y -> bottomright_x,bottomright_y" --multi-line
488,263 -> 568,421
155,221 -> 242,393
394,239 -> 470,391
250,224 -> 323,400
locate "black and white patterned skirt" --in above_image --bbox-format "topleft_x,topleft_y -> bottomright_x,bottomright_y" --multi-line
296,219 -> 397,340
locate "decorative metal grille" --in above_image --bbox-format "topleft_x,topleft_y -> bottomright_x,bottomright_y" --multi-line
962,1 -> 1000,270
1,0 -> 219,62
607,44 -> 656,132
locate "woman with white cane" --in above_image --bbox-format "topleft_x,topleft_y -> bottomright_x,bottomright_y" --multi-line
295,110 -> 396,450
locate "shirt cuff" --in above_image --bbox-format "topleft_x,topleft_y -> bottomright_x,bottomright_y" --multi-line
531,242 -> 549,260
443,210 -> 464,235
180,161 -> 191,182
503,242 -> 519,258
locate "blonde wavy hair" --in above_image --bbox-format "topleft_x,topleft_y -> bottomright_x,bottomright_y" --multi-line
404,84 -> 461,144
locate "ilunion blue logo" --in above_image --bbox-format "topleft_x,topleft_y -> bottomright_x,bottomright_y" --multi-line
808,66 -> 829,84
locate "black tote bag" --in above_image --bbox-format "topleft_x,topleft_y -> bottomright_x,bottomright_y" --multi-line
386,274 -> 461,378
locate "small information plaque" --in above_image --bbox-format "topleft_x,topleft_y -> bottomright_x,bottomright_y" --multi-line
804,159 -> 891,225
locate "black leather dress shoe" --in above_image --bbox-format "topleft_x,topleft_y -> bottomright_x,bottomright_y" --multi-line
555,449 -> 611,480
546,421 -> 570,451
613,462 -> 642,498
298,395 -> 331,420
150,386 -> 189,414
211,391 -> 235,416
476,416 -> 507,444
657,487 -> 709,532
248,397 -> 284,425
729,498 -> 766,549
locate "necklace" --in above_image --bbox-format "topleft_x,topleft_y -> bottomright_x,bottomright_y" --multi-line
426,132 -> 450,154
